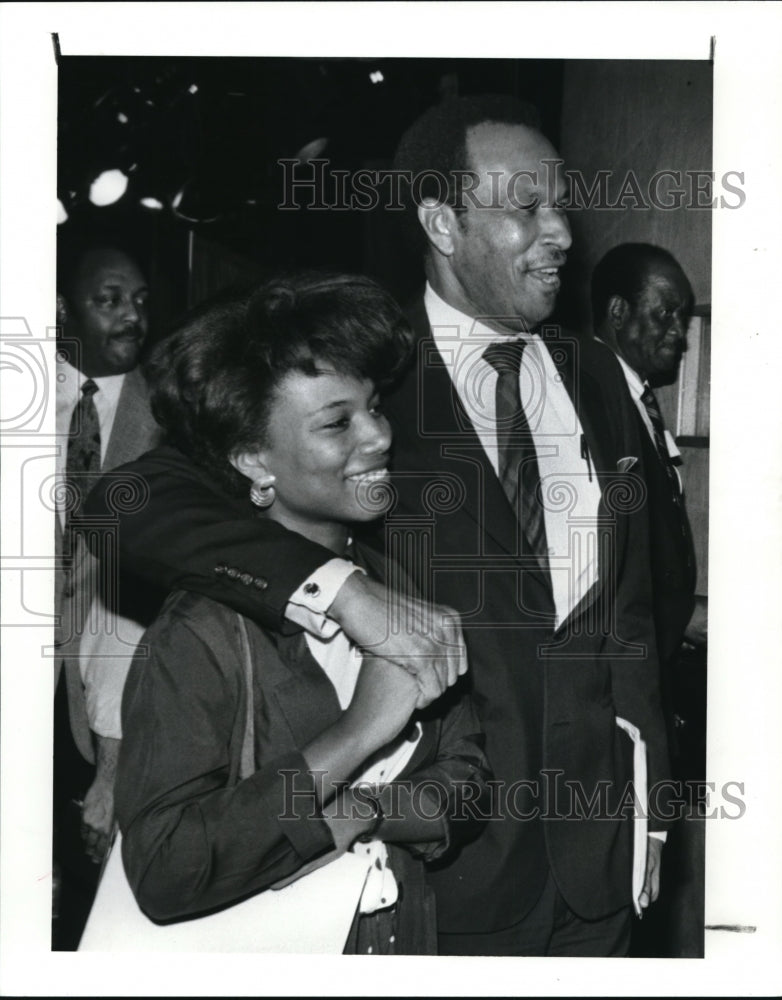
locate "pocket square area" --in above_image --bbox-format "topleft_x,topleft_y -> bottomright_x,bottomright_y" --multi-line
617,456 -> 638,473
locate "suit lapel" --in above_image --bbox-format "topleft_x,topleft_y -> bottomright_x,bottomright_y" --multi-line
102,368 -> 160,472
543,335 -> 631,629
543,335 -> 609,479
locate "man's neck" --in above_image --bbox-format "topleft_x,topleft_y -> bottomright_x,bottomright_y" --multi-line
425,277 -> 530,338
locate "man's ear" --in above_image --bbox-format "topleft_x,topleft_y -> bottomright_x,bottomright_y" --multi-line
56,294 -> 69,328
229,449 -> 274,486
607,294 -> 630,331
417,198 -> 460,258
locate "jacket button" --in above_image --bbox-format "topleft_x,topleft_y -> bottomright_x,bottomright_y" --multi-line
226,567 -> 239,579
253,577 -> 268,590
214,564 -> 227,575
240,572 -> 253,586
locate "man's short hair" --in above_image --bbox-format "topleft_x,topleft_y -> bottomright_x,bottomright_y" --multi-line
393,94 -> 542,254
590,242 -> 685,330
56,226 -> 142,305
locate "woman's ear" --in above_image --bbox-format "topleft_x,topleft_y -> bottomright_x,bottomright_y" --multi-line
229,449 -> 274,485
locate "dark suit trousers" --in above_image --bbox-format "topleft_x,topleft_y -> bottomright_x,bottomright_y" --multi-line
52,672 -> 100,950
437,869 -> 632,957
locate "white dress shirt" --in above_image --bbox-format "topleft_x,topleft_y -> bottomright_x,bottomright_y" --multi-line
304,595 -> 422,915
57,357 -> 143,739
425,284 -> 602,630
55,358 -> 126,527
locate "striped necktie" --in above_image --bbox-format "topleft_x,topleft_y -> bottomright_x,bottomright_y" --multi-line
483,340 -> 551,583
640,384 -> 682,497
640,383 -> 694,553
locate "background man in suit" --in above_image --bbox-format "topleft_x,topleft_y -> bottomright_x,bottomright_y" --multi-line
87,96 -> 670,955
591,243 -> 707,713
54,239 -> 161,947
591,242 -> 707,956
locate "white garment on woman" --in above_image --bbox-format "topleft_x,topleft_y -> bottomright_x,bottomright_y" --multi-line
304,628 -> 422,913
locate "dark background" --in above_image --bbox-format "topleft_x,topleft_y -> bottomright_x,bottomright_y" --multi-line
57,56 -> 566,342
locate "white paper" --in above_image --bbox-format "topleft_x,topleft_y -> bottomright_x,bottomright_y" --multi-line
79,834 -> 370,954
615,716 -> 648,917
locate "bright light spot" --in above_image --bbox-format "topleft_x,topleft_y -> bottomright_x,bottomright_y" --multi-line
188,83 -> 199,94
89,168 -> 128,206
172,187 -> 184,210
295,136 -> 329,161
57,199 -> 68,224
117,111 -> 129,124
369,71 -> 384,84
140,196 -> 164,210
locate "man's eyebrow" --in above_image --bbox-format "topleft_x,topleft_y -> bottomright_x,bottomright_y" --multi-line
93,282 -> 149,294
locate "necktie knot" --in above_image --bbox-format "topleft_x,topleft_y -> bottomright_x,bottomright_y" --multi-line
81,378 -> 99,399
483,339 -> 527,377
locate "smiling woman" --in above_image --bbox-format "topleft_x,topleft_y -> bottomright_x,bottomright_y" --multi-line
110,272 -> 489,954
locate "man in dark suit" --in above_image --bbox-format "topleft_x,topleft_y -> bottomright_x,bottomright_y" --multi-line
54,240 -> 161,947
87,96 -> 670,955
591,243 -> 707,957
591,243 -> 706,723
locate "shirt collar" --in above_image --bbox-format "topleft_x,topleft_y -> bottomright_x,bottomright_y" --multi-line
56,356 -> 127,408
612,349 -> 646,402
424,282 -> 537,348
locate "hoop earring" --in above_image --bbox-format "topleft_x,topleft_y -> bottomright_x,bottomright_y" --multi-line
249,481 -> 275,509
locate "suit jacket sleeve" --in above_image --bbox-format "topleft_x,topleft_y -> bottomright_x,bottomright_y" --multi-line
85,445 -> 339,631
116,602 -> 335,922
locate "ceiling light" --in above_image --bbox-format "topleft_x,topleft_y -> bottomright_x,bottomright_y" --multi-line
89,168 -> 129,206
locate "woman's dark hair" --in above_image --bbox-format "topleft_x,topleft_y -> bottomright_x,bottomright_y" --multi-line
147,271 -> 414,496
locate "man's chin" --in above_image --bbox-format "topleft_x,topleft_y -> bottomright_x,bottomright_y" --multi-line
102,343 -> 143,375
